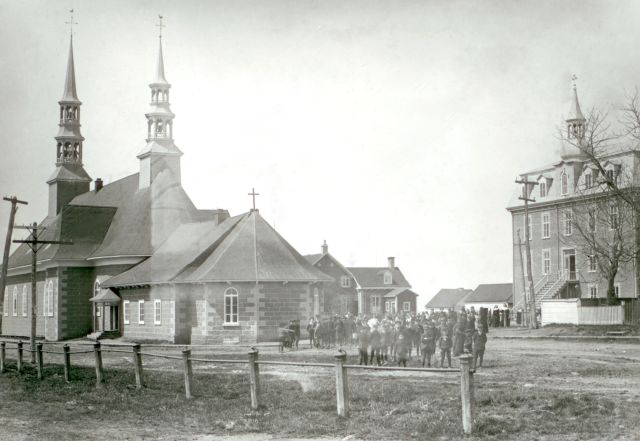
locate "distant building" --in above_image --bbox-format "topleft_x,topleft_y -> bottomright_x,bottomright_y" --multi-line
464,283 -> 513,311
304,241 -> 357,316
426,288 -> 473,312
348,257 -> 417,315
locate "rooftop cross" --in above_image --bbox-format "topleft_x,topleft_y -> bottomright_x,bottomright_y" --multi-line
65,9 -> 78,37
157,14 -> 165,39
248,187 -> 260,211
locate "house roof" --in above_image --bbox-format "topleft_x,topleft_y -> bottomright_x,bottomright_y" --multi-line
383,288 -> 418,298
304,253 -> 323,265
426,288 -> 473,309
467,283 -> 513,303
102,210 -> 332,287
346,267 -> 410,289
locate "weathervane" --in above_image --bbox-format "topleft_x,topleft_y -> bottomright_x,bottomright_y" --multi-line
157,14 -> 165,39
65,9 -> 78,37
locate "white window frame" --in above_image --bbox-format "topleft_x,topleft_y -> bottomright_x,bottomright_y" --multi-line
154,299 -> 162,325
541,213 -> 550,239
589,284 -> 598,299
123,300 -> 130,325
371,295 -> 380,310
45,280 -> 54,317
403,301 -> 410,312
383,272 -> 392,285
563,210 -> 573,236
539,181 -> 547,198
542,249 -> 551,275
340,276 -> 351,288
585,173 -> 592,189
561,170 -> 568,195
224,287 -> 239,325
12,286 -> 18,316
22,286 -> 27,317
588,254 -> 597,273
138,300 -> 145,324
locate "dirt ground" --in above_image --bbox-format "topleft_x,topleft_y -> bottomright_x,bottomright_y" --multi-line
1,327 -> 640,440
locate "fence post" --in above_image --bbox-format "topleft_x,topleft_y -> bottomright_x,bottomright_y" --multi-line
36,343 -> 44,380
248,347 -> 260,410
182,348 -> 193,399
63,344 -> 71,382
17,341 -> 23,373
334,349 -> 350,417
133,343 -> 144,389
94,342 -> 104,388
459,354 -> 474,435
0,341 -> 5,373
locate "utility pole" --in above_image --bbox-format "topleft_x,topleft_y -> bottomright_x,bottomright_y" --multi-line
14,223 -> 71,363
0,196 -> 28,332
516,230 -> 529,327
516,178 -> 539,329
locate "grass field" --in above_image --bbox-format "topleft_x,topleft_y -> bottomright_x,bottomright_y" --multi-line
0,331 -> 639,440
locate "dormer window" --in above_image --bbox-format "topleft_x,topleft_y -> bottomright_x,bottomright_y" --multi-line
584,172 -> 592,189
561,170 -> 568,195
340,276 -> 351,288
606,169 -> 614,184
383,271 -> 392,285
539,181 -> 547,197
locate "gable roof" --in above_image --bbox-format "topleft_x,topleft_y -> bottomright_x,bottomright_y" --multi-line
383,288 -> 418,298
426,288 -> 473,309
346,267 -> 410,289
304,253 -> 323,265
467,283 -> 513,303
102,210 -> 332,287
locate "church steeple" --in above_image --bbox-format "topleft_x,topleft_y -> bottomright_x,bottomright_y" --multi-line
561,77 -> 588,161
138,16 -> 183,189
47,31 -> 91,217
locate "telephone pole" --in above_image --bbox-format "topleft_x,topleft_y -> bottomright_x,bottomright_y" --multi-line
516,230 -> 529,327
0,196 -> 28,332
516,178 -> 539,329
14,223 -> 71,362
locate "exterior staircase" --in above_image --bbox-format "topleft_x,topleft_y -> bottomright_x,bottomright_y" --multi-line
521,270 -> 576,309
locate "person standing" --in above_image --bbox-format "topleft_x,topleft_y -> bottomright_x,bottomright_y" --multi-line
396,333 -> 409,367
420,320 -> 438,367
369,325 -> 382,366
307,317 -> 316,348
438,320 -> 453,368
472,326 -> 487,369
358,325 -> 370,366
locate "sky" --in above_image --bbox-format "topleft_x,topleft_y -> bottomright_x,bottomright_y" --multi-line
0,0 -> 639,306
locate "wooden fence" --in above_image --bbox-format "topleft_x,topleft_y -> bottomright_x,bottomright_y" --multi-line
0,340 -> 476,435
624,300 -> 640,325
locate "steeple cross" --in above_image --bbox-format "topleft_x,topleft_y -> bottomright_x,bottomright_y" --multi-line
571,74 -> 578,87
157,14 -> 165,39
65,9 -> 78,37
248,188 -> 260,211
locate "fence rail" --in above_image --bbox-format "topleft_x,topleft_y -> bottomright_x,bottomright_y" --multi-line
0,339 -> 477,434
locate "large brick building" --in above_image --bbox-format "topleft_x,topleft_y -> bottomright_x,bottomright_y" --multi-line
507,84 -> 640,317
1,34 -> 330,343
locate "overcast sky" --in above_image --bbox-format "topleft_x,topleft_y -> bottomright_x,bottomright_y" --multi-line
1,0 -> 638,305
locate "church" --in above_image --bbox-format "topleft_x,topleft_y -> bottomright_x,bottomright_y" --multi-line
1,30 -> 331,344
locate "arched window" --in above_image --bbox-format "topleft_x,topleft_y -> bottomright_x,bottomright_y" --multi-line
224,287 -> 238,325
12,286 -> 17,316
45,280 -> 54,317
561,170 -> 568,195
94,280 -> 100,297
22,285 -> 27,317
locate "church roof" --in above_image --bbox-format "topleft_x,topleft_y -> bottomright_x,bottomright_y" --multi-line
46,163 -> 92,184
103,210 -> 332,287
346,267 -> 411,289
567,84 -> 585,121
60,36 -> 80,104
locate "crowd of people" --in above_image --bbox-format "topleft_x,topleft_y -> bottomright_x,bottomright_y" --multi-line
304,308 -> 492,369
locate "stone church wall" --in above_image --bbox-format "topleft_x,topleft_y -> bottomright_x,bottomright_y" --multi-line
120,286 -> 177,343
256,282 -> 313,342
58,267 -> 93,340
2,272 -> 47,338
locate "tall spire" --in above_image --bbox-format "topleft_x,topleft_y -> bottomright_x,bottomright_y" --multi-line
138,15 -> 183,189
561,76 -> 588,160
47,16 -> 91,216
567,76 -> 585,121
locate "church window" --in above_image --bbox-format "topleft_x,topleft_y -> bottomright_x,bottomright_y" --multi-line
383,272 -> 392,285
12,286 -> 18,316
138,300 -> 145,324
154,300 -> 162,325
340,276 -> 351,288
123,300 -> 130,325
22,286 -> 27,317
94,280 -> 100,298
561,171 -> 568,195
45,280 -> 54,317
224,288 -> 239,325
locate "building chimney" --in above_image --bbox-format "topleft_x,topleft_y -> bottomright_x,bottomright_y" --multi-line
95,178 -> 103,192
388,256 -> 395,269
321,240 -> 328,255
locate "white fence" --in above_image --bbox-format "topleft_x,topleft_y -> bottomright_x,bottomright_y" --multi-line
541,299 -> 624,326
